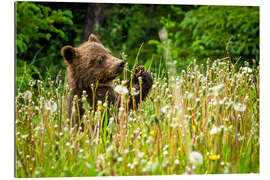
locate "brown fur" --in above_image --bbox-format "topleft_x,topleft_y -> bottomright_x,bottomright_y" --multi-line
61,34 -> 153,129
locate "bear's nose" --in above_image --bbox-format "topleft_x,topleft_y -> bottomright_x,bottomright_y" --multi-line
118,61 -> 125,68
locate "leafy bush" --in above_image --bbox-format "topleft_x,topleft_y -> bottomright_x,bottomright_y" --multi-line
94,4 -> 176,70
95,5 -> 259,75
16,2 -> 73,58
16,2 -> 84,91
159,6 -> 259,63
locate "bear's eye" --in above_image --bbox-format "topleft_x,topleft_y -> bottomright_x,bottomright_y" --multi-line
98,56 -> 106,64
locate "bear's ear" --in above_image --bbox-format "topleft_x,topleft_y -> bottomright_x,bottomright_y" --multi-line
61,45 -> 76,64
88,33 -> 101,43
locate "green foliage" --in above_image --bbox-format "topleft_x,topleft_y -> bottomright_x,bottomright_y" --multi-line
95,5 -> 174,71
16,2 -> 73,56
161,6 -> 259,63
96,5 -> 259,74
16,2 -> 84,88
16,59 -> 41,92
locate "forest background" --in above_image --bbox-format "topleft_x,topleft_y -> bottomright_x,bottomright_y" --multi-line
16,2 -> 259,90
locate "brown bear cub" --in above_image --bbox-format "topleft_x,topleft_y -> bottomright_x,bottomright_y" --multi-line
61,34 -> 153,130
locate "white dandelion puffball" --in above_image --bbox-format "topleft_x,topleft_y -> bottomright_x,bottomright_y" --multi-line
211,84 -> 224,96
210,125 -> 221,135
242,67 -> 252,73
114,85 -> 128,95
24,90 -> 32,100
189,151 -> 203,166
158,28 -> 168,41
45,100 -> 57,112
233,102 -> 246,112
161,105 -> 169,114
187,92 -> 194,100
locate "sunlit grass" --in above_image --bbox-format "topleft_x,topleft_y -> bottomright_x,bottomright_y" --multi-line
15,58 -> 259,177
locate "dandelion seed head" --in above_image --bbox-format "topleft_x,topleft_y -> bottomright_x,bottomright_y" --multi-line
21,134 -> 28,139
24,90 -> 32,100
107,145 -> 114,152
119,106 -> 125,112
234,102 -> 246,112
138,152 -> 144,158
189,151 -> 203,166
163,150 -> 168,156
115,85 -> 128,95
211,84 -> 224,96
210,125 -> 221,135
161,105 -> 169,114
45,100 -> 57,112
187,92 -> 193,99
242,67 -> 252,73
117,157 -> 123,162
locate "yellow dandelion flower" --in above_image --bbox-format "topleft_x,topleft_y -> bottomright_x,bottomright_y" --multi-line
192,125 -> 196,131
208,154 -> 220,160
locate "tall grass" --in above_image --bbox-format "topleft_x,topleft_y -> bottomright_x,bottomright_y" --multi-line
15,58 -> 259,177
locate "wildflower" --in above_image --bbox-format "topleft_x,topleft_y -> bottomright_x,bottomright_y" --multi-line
208,154 -> 220,160
211,84 -> 224,96
138,152 -> 144,158
163,145 -> 169,151
24,90 -> 32,100
35,170 -> 40,176
175,159 -> 180,165
163,151 -> 169,156
233,102 -> 246,112
124,149 -> 129,154
242,67 -> 252,73
117,157 -> 123,162
192,125 -> 196,131
186,166 -> 191,173
115,85 -> 128,95
187,92 -> 193,99
86,162 -> 91,168
119,106 -> 125,112
210,125 -> 221,135
109,117 -> 114,121
161,105 -> 169,114
189,151 -> 203,166
159,28 -> 168,41
21,134 -> 28,139
107,145 -> 114,152
45,100 -> 57,112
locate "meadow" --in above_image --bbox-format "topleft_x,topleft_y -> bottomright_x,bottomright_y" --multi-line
15,57 -> 259,177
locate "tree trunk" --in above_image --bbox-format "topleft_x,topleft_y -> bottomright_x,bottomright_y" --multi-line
81,3 -> 112,42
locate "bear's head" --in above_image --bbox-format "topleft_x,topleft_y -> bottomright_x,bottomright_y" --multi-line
61,34 -> 125,88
